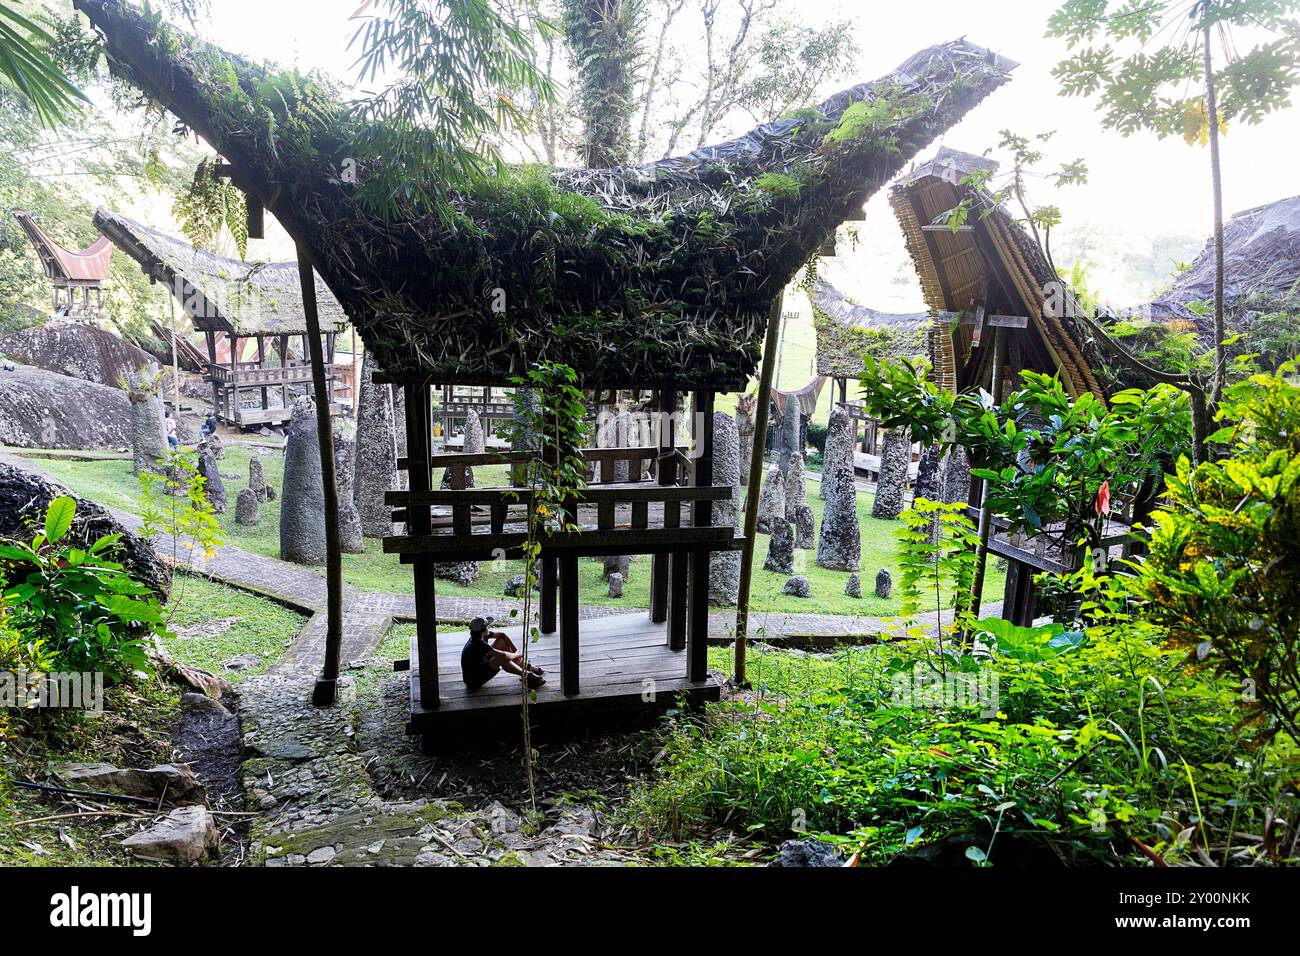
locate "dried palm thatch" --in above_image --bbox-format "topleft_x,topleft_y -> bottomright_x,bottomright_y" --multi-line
1148,194 -> 1300,343
811,276 -> 930,378
77,0 -> 1015,390
95,207 -> 349,337
891,147 -> 1104,399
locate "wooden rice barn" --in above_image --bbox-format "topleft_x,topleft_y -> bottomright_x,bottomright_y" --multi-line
12,209 -> 114,320
95,208 -> 350,428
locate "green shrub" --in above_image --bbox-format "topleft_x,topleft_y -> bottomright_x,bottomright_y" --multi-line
0,496 -> 166,681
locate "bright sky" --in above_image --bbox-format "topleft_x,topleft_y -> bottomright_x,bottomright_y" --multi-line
181,0 -> 1300,307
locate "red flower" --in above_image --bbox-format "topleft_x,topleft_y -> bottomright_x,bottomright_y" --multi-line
1094,480 -> 1111,517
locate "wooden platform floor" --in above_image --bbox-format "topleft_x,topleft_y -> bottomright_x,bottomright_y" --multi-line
408,612 -> 719,738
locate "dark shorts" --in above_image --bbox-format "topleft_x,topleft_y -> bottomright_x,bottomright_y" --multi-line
460,636 -> 497,690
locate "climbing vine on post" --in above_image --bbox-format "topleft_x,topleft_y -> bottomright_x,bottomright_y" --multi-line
505,361 -> 589,806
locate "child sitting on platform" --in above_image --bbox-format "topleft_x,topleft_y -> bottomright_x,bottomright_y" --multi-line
460,617 -> 545,690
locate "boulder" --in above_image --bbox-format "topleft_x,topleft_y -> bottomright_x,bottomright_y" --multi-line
353,351 -> 397,538
845,573 -> 862,599
782,575 -> 811,598
0,321 -> 154,386
121,806 -> 219,864
332,427 -> 365,554
817,408 -> 860,571
280,397 -> 327,565
434,561 -> 478,587
875,568 -> 893,599
770,838 -> 843,867
0,363 -> 130,449
764,516 -> 795,574
503,574 -> 527,597
756,465 -> 785,534
56,761 -> 206,806
607,571 -> 625,598
197,445 -> 226,514
872,426 -> 911,520
181,692 -> 231,718
0,459 -> 170,595
709,412 -> 741,606
234,487 -> 260,525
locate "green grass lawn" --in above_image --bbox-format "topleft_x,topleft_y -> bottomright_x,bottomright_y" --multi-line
162,573 -> 307,682
29,445 -> 1003,616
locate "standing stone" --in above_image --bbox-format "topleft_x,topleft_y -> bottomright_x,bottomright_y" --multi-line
353,352 -> 397,538
757,465 -> 786,534
462,408 -> 485,454
774,405 -> 800,480
845,573 -> 862,598
785,452 -> 809,522
280,396 -> 326,565
943,446 -> 972,508
602,554 -> 631,580
124,371 -> 168,476
249,455 -> 275,501
764,516 -> 795,574
913,443 -> 947,543
735,394 -> 756,486
204,430 -> 224,460
872,426 -> 911,520
794,504 -> 815,550
234,487 -> 260,525
709,411 -> 741,606
510,388 -> 538,452
197,445 -> 226,514
332,427 -> 365,554
817,407 -> 860,571
608,571 -> 625,599
875,568 -> 893,599
392,381 -> 408,491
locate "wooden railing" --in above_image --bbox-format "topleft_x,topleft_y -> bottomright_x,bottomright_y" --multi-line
209,362 -> 335,386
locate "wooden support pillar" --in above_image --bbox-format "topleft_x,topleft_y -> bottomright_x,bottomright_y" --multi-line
687,390 -> 715,683
256,335 -> 268,410
405,381 -> 439,708
560,553 -> 580,696
540,556 -> 557,634
650,389 -> 677,624
735,299 -> 784,684
296,243 -> 344,707
969,325 -> 1006,622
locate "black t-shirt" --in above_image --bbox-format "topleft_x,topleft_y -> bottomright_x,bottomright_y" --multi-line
460,633 -> 496,689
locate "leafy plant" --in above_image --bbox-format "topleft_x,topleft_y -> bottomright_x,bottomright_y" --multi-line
0,497 -> 166,680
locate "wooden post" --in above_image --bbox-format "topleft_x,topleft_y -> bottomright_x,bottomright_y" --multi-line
734,299 -> 784,685
168,296 -> 180,417
296,243 -> 345,707
540,556 -> 557,634
405,383 -> 440,707
650,389 -> 677,624
560,553 -> 580,696
968,325 -> 1006,621
687,390 -> 715,683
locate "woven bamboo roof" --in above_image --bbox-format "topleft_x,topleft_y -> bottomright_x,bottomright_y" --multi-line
12,209 -> 113,285
891,147 -> 1104,399
811,276 -> 930,377
94,208 -> 348,337
1149,194 -> 1300,340
78,0 -> 1016,389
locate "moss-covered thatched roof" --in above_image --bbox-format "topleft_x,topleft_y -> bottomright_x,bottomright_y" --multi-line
811,276 -> 929,378
77,0 -> 1016,390
891,147 -> 1104,399
1148,194 -> 1300,340
94,208 -> 348,337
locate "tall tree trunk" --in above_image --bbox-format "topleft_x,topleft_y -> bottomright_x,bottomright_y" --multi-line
1204,24 -> 1227,408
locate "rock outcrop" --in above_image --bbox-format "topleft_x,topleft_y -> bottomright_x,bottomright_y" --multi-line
0,363 -> 130,449
0,321 -> 155,386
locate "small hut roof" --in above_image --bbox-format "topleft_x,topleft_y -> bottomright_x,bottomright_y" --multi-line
94,208 -> 348,337
78,0 -> 1015,390
890,147 -> 1104,399
1149,194 -> 1300,338
12,209 -> 113,284
811,277 -> 929,377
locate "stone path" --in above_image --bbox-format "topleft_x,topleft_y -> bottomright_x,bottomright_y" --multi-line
3,449 -> 995,679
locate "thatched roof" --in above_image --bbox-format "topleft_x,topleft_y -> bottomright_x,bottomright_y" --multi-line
94,208 -> 348,337
890,147 -> 1104,399
12,209 -> 113,285
1148,194 -> 1300,339
76,0 -> 1016,390
810,276 -> 929,378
